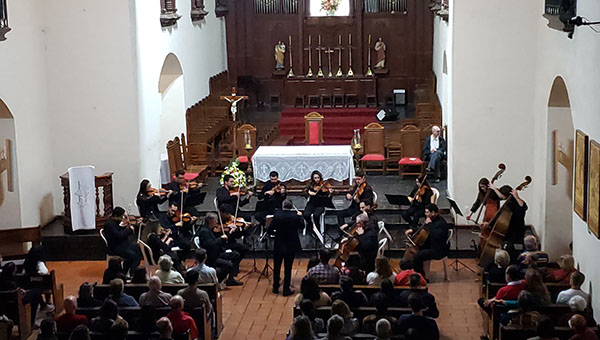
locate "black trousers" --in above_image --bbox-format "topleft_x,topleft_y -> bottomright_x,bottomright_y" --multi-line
426,150 -> 444,179
413,248 -> 443,277
337,203 -> 359,226
212,250 -> 241,282
273,251 -> 295,291
402,205 -> 426,229
113,243 -> 142,276
303,202 -> 325,230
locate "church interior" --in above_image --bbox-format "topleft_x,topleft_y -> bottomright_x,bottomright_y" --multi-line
1,0 -> 599,339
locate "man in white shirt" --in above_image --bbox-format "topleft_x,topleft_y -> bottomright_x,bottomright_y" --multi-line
556,271 -> 590,304
422,126 -> 446,182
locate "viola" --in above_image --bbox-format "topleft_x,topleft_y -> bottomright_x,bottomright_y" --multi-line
352,182 -> 367,202
215,213 -> 251,234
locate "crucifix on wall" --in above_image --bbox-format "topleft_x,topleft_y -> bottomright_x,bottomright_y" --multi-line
0,139 -> 13,207
220,87 -> 248,122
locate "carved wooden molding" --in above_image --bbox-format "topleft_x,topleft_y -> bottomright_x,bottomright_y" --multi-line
304,111 -> 324,119
0,0 -> 10,41
364,122 -> 384,130
161,0 -> 182,27
215,0 -> 229,17
191,0 -> 209,21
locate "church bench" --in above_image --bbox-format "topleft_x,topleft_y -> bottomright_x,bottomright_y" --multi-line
0,226 -> 41,260
485,282 -> 569,301
318,284 -> 426,301
0,289 -> 32,340
294,306 -> 412,333
488,304 -> 577,340
14,270 -> 65,314
88,331 -> 159,340
500,325 -> 600,340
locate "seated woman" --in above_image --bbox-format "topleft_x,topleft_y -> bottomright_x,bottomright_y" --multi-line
367,258 -> 396,286
330,300 -> 359,336
102,258 -> 126,285
545,254 -> 576,283
294,277 -> 331,308
289,315 -> 317,340
557,295 -> 597,328
504,290 -> 541,327
320,315 -> 352,340
136,179 -> 172,219
155,255 -> 184,284
77,282 -> 102,308
525,269 -> 551,306
484,249 -> 510,284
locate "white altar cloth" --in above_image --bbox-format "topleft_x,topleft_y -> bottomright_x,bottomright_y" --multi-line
252,145 -> 355,182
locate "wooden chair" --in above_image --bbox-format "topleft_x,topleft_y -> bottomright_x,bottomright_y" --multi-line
345,94 -> 359,108
321,94 -> 333,108
398,124 -> 424,178
236,124 -> 257,163
366,95 -> 377,107
304,112 -> 324,145
333,93 -> 344,107
360,122 -> 385,174
384,142 -> 402,174
308,95 -> 320,108
294,96 -> 305,108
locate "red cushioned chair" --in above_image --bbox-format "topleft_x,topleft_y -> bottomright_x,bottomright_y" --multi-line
398,124 -> 424,179
360,122 -> 385,174
304,112 -> 324,145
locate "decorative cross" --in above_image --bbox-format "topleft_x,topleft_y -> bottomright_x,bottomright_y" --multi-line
334,35 -> 345,77
220,87 -> 248,122
324,47 -> 335,77
303,35 -> 313,77
315,35 -> 324,77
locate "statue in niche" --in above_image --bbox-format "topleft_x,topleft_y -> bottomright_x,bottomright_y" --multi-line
374,37 -> 386,69
274,41 -> 286,70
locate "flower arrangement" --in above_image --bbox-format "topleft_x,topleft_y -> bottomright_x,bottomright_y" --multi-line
220,160 -> 247,188
321,0 -> 341,15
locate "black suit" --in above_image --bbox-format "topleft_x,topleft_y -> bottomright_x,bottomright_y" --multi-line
267,210 -> 303,291
196,225 -> 241,283
412,215 -> 450,277
422,135 -> 447,179
103,219 -> 141,275
165,181 -> 203,216
136,194 -> 167,219
254,181 -> 287,225
336,183 -> 374,226
356,216 -> 379,273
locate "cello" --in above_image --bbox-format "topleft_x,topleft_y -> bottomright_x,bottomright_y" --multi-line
333,212 -> 368,269
478,175 -> 532,266
401,221 -> 431,262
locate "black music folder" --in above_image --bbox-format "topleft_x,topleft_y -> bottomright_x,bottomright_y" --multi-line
385,194 -> 411,206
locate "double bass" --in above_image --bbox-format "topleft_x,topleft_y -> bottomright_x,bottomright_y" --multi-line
478,175 -> 532,266
473,163 -> 506,225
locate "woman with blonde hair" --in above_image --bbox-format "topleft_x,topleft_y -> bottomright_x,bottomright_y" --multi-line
330,300 -> 359,336
546,254 -> 575,283
366,258 -> 396,286
155,255 -> 184,284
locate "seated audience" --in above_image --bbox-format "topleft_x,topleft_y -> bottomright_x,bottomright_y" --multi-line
518,235 -> 549,269
294,277 -> 331,308
107,278 -> 139,307
36,319 -> 58,340
290,315 -> 317,340
362,292 -> 398,335
399,274 -> 439,318
0,262 -> 17,291
69,325 -> 91,340
478,265 -> 525,314
330,300 -> 358,336
319,315 -> 352,340
394,259 -> 426,287
299,299 -> 325,334
546,255 -> 576,283
77,282 -> 101,308
525,268 -> 551,305
130,266 -> 148,284
375,319 -> 392,340
330,276 -> 368,308
484,249 -> 510,284
568,314 -> 599,340
307,256 -> 320,272
506,290 -> 542,327
90,299 -> 119,334
306,249 -> 341,285
140,276 -> 173,307
157,317 -> 174,340
527,316 -> 559,340
177,270 -> 211,314
188,248 -> 219,285
155,255 -> 184,284
397,294 -> 439,340
557,296 -> 597,328
340,253 -> 366,285
367,257 -> 396,286
557,271 -> 590,304
109,318 -> 129,340
370,279 -> 401,308
133,305 -> 158,334
102,258 -> 126,285
166,295 -> 198,340
24,245 -> 49,276
55,296 -> 88,334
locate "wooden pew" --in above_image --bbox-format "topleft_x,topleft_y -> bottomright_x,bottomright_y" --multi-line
294,306 -> 412,333
88,331 -> 160,340
500,325 -> 600,340
488,304 -> 577,340
485,282 -> 570,302
318,284 -> 426,301
15,270 -> 65,314
0,290 -> 32,340
0,226 -> 41,260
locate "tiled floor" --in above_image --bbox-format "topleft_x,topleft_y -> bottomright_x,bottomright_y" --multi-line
47,258 -> 485,340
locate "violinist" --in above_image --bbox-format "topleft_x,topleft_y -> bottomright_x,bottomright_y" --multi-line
145,221 -> 183,273
404,204 -> 449,279
302,170 -> 334,230
336,171 -> 374,227
158,204 -> 193,261
196,213 -> 243,286
136,179 -> 173,219
165,169 -> 204,216
216,175 -> 253,217
402,175 -> 434,229
255,171 -> 287,226
103,207 -> 142,277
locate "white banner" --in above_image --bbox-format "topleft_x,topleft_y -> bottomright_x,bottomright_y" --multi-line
68,166 -> 96,231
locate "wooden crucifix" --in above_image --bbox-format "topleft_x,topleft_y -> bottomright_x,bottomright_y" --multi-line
220,87 -> 248,122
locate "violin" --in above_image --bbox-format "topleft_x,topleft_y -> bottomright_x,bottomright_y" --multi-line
312,181 -> 332,193
411,174 -> 429,203
214,213 -> 251,234
147,187 -> 169,196
229,187 -> 250,196
170,211 -> 194,224
352,182 -> 367,202
272,182 -> 284,193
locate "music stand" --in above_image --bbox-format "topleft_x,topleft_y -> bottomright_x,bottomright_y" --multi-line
385,194 -> 411,206
239,222 -> 270,281
446,196 -> 477,273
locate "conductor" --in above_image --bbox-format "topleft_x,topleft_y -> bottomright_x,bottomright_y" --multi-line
267,199 -> 304,296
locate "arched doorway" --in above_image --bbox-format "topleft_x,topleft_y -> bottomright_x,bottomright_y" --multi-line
158,53 -> 185,152
544,76 -> 573,258
0,98 -> 21,228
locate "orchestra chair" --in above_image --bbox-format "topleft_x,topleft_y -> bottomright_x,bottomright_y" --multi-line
360,122 -> 385,174
304,112 -> 324,145
423,229 -> 453,282
377,221 -> 394,242
384,142 -> 402,175
377,238 -> 388,258
99,229 -> 125,264
236,124 -> 257,164
139,240 -> 158,275
398,124 -> 424,179
431,187 -> 440,204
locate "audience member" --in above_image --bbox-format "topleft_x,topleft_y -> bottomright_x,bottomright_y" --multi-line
330,300 -> 358,336
166,295 -> 198,340
506,290 -> 542,327
370,279 -> 400,308
319,315 -> 352,340
157,317 -> 174,340
178,270 -> 211,314
189,248 -> 219,285
133,305 -> 158,334
24,245 -> 49,276
130,266 -> 148,284
36,319 -> 58,340
306,249 -> 341,284
108,278 -> 139,307
299,299 -> 325,334
140,276 -> 173,307
109,318 -> 129,340
525,269 -> 551,305
77,282 -> 101,308
362,291 -> 397,335
90,299 -> 118,334
394,259 -> 426,287
484,249 -> 510,284
527,316 -> 559,340
290,315 -> 316,340
478,265 -> 525,315
294,277 -> 331,307
0,262 -> 17,291
399,274 -> 439,318
330,276 -> 368,308
518,235 -> 549,268
397,294 -> 439,340
155,255 -> 184,284
546,255 -> 576,283
557,296 -> 597,327
367,258 -> 396,286
307,256 -> 320,272
102,258 -> 126,284
55,296 -> 88,334
340,253 -> 366,285
557,271 -> 589,304
569,314 -> 599,340
375,319 -> 392,340
69,325 -> 91,340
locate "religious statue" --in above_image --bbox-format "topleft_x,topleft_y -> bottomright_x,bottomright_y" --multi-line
220,87 -> 248,122
275,41 -> 286,70
374,37 -> 386,69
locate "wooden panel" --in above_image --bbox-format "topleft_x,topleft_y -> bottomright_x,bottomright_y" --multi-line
589,140 -> 600,238
574,130 -> 589,221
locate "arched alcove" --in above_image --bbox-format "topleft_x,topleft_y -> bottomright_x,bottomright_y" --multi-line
544,76 -> 574,258
158,53 -> 186,157
0,98 -> 21,228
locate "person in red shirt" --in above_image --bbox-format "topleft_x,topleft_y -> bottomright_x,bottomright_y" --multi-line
477,265 -> 525,315
394,259 -> 426,287
166,295 -> 198,340
55,296 -> 89,334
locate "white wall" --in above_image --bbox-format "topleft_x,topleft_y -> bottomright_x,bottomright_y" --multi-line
0,118 -> 21,228
160,76 -> 186,152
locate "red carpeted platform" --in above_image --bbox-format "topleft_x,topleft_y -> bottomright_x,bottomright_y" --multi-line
279,108 -> 378,144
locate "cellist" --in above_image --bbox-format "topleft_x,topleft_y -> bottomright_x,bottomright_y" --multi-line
402,175 -> 433,229
336,170 -> 374,227
339,211 -> 379,273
